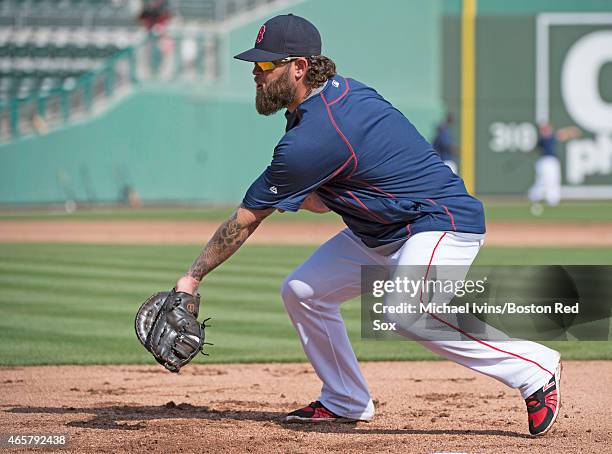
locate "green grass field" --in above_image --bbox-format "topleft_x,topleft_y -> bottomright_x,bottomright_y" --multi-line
1,243 -> 610,366
0,200 -> 611,222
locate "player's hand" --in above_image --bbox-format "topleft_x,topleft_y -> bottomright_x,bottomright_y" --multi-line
175,274 -> 200,295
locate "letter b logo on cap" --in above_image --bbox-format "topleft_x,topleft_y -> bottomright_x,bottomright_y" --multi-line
256,25 -> 266,44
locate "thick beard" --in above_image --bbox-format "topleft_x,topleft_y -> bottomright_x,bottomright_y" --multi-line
255,65 -> 297,116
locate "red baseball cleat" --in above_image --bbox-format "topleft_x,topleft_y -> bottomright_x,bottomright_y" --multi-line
525,362 -> 562,436
284,401 -> 356,423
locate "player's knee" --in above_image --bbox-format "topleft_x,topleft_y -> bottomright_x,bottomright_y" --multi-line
381,297 -> 421,336
281,275 -> 315,310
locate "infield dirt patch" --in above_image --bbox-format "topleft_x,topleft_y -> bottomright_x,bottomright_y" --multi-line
0,361 -> 610,453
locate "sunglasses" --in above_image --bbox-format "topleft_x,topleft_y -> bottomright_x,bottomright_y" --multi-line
255,57 -> 301,71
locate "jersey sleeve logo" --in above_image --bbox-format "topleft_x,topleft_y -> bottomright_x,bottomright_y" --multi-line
256,25 -> 266,44
269,185 -> 278,194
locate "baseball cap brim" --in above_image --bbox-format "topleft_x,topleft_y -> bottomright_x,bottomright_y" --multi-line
233,47 -> 290,62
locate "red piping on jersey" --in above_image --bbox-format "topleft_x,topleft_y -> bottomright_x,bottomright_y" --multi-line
320,78 -> 411,238
405,224 -> 412,237
319,186 -> 353,210
369,184 -> 397,198
323,77 -> 350,106
442,205 -> 456,231
322,186 -> 391,224
321,81 -> 358,179
426,198 -> 457,232
328,155 -> 356,181
351,179 -> 397,198
346,191 -> 391,224
420,232 -> 555,378
321,187 -> 392,228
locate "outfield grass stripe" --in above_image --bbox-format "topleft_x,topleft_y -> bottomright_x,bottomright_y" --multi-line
5,301 -> 132,317
0,270 -> 157,288
0,322 -> 132,339
0,267 -> 282,289
0,287 -> 281,313
2,288 -> 287,311
0,248 -> 200,270
2,287 -> 287,317
0,314 -> 296,340
0,242 -> 317,257
0,243 -> 610,365
0,255 -> 192,277
0,253 -> 188,272
206,311 -> 291,324
0,261 -> 179,281
0,257 -> 294,279
3,294 -> 137,310
0,250 -> 306,276
0,262 -> 289,287
2,290 -> 283,312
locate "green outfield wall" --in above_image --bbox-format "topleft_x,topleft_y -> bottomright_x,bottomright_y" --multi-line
443,0 -> 612,196
0,0 -> 444,204
0,90 -> 289,204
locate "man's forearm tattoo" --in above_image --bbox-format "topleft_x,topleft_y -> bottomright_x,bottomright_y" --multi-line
188,211 -> 261,281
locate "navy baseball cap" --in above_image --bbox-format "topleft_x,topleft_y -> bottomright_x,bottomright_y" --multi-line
234,14 -> 321,62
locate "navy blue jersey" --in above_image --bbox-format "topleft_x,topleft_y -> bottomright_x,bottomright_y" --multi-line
243,75 -> 485,247
537,135 -> 557,157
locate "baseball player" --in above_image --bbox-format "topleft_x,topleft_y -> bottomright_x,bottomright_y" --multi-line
528,122 -> 580,214
432,113 -> 458,174
174,14 -> 562,436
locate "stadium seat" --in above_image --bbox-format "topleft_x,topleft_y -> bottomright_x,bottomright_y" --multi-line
1,0 -> 291,141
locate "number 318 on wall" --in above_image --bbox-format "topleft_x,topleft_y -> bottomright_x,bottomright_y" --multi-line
489,122 -> 538,152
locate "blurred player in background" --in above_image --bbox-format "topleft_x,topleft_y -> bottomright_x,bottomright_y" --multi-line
528,122 -> 580,215
432,112 -> 458,174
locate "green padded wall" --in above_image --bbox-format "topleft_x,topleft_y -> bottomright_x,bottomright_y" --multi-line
442,0 -> 612,195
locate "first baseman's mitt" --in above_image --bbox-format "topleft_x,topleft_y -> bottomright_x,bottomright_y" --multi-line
135,289 -> 210,373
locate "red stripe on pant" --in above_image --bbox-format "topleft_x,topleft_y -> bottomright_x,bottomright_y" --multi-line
420,232 -> 554,378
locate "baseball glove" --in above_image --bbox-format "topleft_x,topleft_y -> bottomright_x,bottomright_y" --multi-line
135,289 -> 210,373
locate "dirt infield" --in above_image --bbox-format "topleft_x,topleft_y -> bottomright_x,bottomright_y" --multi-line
1,219 -> 611,246
0,361 -> 609,453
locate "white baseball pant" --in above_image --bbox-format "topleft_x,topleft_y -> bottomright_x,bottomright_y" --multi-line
281,229 -> 561,420
528,156 -> 562,206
